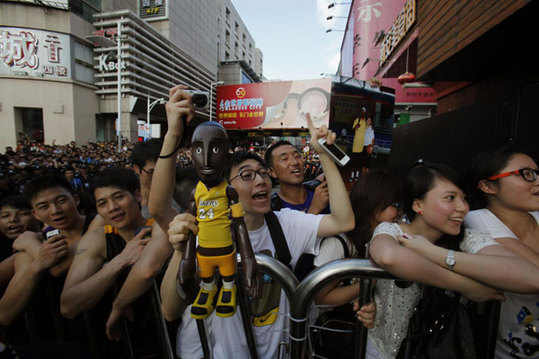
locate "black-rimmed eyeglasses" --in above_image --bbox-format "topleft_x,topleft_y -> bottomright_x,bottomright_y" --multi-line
230,168 -> 270,182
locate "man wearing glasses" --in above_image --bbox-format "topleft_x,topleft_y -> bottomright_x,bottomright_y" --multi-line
156,86 -> 355,359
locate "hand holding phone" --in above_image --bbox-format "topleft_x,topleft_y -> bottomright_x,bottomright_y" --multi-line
317,138 -> 350,167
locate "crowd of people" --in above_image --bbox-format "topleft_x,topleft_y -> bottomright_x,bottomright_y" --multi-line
0,85 -> 537,359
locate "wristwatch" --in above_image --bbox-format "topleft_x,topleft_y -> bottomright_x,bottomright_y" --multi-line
445,250 -> 456,271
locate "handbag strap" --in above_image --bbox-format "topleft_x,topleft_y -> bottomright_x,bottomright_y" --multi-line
264,211 -> 292,268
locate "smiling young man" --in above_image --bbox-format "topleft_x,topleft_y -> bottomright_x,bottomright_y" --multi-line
159,86 -> 355,359
265,140 -> 330,214
0,174 -> 102,357
60,167 -> 170,357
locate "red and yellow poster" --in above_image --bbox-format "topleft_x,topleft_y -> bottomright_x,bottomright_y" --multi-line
216,78 -> 331,130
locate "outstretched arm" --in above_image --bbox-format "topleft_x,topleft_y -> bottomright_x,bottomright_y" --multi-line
370,234 -> 505,302
149,85 -> 194,232
397,234 -> 539,293
0,255 -> 15,288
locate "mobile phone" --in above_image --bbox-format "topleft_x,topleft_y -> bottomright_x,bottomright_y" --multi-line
317,138 -> 350,167
45,228 -> 61,239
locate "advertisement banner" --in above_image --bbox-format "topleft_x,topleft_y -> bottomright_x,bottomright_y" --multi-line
383,78 -> 436,104
347,0 -> 405,81
0,27 -> 71,79
216,79 -> 331,130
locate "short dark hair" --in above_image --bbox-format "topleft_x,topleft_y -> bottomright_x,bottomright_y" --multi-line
0,195 -> 32,211
23,173 -> 73,204
264,141 -> 297,168
89,168 -> 139,200
130,138 -> 163,168
403,161 -> 462,222
229,151 -> 266,179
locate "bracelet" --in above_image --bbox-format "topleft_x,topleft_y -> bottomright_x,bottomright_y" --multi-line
158,139 -> 182,159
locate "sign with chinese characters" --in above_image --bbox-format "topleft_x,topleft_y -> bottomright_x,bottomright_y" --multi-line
380,0 -> 416,64
384,78 -> 436,104
216,79 -> 331,130
139,0 -> 167,20
0,27 -> 71,79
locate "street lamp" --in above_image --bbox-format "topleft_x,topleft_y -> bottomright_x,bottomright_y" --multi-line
116,19 -> 122,153
326,29 -> 345,33
146,96 -> 166,140
328,2 -> 351,9
326,16 -> 347,20
209,81 -> 224,122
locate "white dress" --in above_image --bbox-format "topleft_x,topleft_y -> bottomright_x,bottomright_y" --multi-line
366,222 -> 422,359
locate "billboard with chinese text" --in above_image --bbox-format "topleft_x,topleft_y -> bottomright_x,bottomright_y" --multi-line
0,27 -> 71,79
339,0 -> 436,104
216,79 -> 332,130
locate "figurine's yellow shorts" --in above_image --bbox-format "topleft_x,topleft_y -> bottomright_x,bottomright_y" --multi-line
197,251 -> 236,278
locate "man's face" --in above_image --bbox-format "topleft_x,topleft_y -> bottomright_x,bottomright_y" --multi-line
0,205 -> 38,240
134,160 -> 156,189
94,186 -> 141,230
269,144 -> 305,185
192,126 -> 229,187
229,159 -> 271,215
31,187 -> 80,230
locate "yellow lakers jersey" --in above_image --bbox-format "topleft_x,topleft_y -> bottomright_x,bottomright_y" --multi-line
195,180 -> 232,248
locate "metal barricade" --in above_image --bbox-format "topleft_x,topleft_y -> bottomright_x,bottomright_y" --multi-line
290,259 -> 396,358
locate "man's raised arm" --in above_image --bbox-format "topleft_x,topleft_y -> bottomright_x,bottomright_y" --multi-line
305,114 -> 355,237
148,85 -> 194,232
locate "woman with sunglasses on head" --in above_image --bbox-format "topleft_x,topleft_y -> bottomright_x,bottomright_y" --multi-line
365,160 -> 539,359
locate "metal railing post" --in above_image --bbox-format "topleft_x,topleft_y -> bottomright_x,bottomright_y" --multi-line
290,259 -> 396,358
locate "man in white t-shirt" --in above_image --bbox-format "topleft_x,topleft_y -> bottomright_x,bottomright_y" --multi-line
159,87 -> 355,359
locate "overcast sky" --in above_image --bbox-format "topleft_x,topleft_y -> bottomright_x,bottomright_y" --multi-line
230,0 -> 351,81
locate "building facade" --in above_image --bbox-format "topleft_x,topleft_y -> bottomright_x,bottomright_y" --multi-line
369,0 -> 538,170
0,0 -> 263,149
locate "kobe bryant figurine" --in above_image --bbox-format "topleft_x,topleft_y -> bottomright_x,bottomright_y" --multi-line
178,121 -> 258,319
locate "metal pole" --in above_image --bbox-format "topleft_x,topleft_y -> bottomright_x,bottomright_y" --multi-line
209,84 -> 213,122
147,94 -> 150,141
290,259 -> 396,358
116,18 -> 122,152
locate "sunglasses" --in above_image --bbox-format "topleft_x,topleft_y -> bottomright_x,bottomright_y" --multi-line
487,167 -> 538,183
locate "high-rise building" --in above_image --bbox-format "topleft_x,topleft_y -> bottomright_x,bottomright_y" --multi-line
0,0 -> 263,148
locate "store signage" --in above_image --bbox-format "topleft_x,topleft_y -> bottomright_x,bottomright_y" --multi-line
0,27 -> 71,78
216,79 -> 331,130
139,0 -> 167,20
380,0 -> 416,64
97,53 -> 126,72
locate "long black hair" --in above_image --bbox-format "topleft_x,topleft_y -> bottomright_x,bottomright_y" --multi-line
348,169 -> 401,257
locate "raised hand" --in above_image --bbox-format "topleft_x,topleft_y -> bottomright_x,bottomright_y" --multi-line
165,85 -> 195,138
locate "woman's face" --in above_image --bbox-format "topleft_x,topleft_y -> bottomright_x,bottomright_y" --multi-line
490,154 -> 539,212
417,177 -> 469,236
